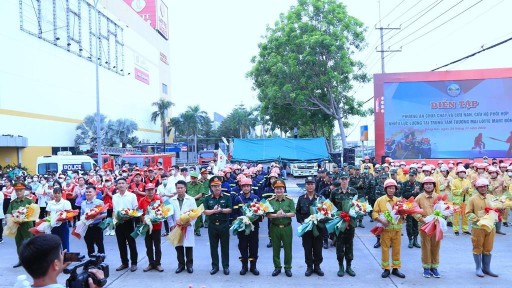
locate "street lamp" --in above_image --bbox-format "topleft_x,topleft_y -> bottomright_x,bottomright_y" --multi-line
94,0 -> 102,169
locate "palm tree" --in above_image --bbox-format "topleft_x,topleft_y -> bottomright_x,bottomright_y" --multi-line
182,105 -> 209,158
151,98 -> 174,153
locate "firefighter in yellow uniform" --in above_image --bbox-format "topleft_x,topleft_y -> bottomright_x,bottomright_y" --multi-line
451,166 -> 472,236
466,178 -> 498,278
488,166 -> 507,234
372,179 -> 405,279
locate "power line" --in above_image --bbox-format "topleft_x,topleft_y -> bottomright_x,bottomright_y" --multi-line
432,35 -> 512,71
377,0 -> 407,25
386,0 -> 445,42
388,0 -> 465,48
401,0 -> 483,47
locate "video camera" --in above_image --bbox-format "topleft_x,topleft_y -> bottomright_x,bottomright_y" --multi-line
64,253 -> 109,288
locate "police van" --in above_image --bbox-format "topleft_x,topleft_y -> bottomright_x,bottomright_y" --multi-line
36,152 -> 95,175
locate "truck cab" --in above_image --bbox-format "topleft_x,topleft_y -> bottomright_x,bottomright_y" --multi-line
290,162 -> 318,177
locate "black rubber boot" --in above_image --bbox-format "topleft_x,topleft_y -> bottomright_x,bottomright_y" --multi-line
239,259 -> 248,275
249,260 -> 260,276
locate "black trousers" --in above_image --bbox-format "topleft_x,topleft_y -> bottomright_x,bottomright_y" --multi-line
163,219 -> 170,234
38,207 -> 47,219
237,226 -> 259,261
176,246 -> 193,268
115,219 -> 138,265
3,200 -> 9,215
208,222 -> 230,269
84,225 -> 105,256
336,227 -> 355,263
406,215 -> 419,239
145,229 -> 162,266
301,230 -> 323,266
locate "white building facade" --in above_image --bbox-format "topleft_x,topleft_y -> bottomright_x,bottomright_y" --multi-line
0,0 -> 171,173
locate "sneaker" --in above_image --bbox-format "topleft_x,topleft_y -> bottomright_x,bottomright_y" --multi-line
423,268 -> 432,278
430,268 -> 441,278
463,231 -> 471,235
104,230 -> 111,236
110,230 -> 116,236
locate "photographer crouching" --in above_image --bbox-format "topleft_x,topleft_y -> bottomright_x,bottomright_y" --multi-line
19,234 -> 106,288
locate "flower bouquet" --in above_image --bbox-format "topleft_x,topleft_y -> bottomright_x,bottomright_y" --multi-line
3,204 -> 40,238
325,211 -> 352,235
230,199 -> 273,236
497,195 -> 512,209
114,207 -> 143,225
477,207 -> 500,232
168,204 -> 205,246
394,197 -> 424,216
30,209 -> 79,235
370,202 -> 401,236
297,199 -> 337,237
72,204 -> 111,239
349,196 -> 373,218
131,200 -> 173,239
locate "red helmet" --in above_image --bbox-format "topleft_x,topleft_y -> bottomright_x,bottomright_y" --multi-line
384,179 -> 398,189
240,178 -> 252,186
402,167 -> 409,174
422,177 -> 436,184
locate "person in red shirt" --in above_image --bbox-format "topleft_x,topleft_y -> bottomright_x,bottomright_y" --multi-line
145,169 -> 161,187
102,177 -> 116,236
138,183 -> 163,272
129,172 -> 146,202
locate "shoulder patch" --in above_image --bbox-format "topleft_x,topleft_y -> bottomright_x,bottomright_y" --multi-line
223,192 -> 230,196
285,195 -> 293,200
267,196 -> 276,200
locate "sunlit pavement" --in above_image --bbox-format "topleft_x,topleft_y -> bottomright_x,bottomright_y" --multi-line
1,178 -> 510,287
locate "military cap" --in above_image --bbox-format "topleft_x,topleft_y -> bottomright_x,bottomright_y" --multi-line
209,176 -> 223,186
338,171 -> 349,179
305,176 -> 315,183
273,179 -> 286,188
190,171 -> 199,178
409,170 -> 417,176
380,173 -> 389,179
13,182 -> 26,190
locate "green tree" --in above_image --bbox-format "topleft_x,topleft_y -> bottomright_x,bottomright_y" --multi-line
217,105 -> 257,138
74,113 -> 107,150
104,119 -> 139,148
248,0 -> 372,151
151,98 -> 174,152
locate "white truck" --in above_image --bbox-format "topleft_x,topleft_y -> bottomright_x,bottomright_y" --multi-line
290,162 -> 318,177
36,152 -> 95,175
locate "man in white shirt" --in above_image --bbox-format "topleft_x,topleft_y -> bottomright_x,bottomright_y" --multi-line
157,173 -> 175,236
112,177 -> 138,272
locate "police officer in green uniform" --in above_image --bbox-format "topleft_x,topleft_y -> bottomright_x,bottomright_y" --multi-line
187,171 -> 205,236
372,173 -> 389,248
187,171 -> 204,236
203,176 -> 232,275
330,172 -> 358,277
267,179 -> 295,277
199,168 -> 210,229
7,182 -> 34,268
401,170 -> 422,249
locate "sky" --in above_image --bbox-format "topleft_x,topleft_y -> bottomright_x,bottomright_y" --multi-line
167,0 -> 512,142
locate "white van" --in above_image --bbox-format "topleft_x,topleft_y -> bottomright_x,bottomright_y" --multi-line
36,153 -> 95,175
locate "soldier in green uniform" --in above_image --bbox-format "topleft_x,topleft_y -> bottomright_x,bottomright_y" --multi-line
7,182 -> 34,268
267,179 -> 295,277
203,176 -> 232,275
199,168 -> 211,229
330,172 -> 358,277
348,166 -> 365,228
372,173 -> 389,248
401,170 -> 422,249
389,169 -> 402,197
187,171 -> 205,236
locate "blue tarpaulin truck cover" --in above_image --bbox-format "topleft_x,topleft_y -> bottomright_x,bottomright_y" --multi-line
231,137 -> 329,163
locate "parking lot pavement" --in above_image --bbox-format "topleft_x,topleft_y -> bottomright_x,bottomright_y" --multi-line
0,178 -> 510,287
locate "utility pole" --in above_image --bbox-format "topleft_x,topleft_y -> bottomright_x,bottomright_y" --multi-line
375,26 -> 401,73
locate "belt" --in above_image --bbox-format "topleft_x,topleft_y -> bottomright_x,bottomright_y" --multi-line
271,222 -> 291,228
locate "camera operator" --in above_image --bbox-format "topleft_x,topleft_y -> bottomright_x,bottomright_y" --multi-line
19,234 -> 104,288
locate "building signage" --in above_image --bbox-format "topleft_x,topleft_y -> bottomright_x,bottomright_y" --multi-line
134,67 -> 150,84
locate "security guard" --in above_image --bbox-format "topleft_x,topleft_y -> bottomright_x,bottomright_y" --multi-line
203,176 -> 232,275
401,170 -> 422,248
187,171 -> 205,236
267,179 -> 295,277
296,177 -> 324,277
330,172 -> 358,277
233,178 -> 261,276
7,182 -> 35,268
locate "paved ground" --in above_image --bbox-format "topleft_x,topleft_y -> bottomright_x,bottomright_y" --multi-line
1,178 -> 511,287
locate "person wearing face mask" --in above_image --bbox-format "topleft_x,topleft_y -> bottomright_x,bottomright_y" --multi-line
487,167 -> 507,235
157,174 -> 174,236
102,177 -> 116,236
36,177 -> 50,219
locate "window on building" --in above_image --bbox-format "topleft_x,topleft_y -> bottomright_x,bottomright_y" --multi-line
19,0 -> 125,76
162,83 -> 168,95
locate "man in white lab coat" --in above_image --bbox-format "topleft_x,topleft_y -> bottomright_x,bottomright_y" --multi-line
170,180 -> 197,273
